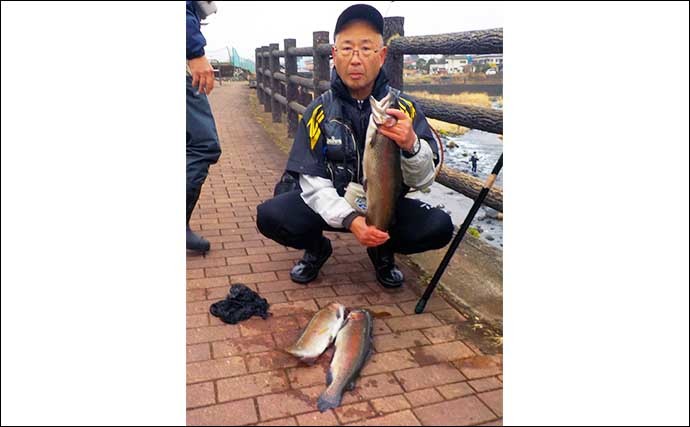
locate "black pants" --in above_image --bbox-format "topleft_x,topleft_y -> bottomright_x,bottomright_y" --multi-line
186,75 -> 221,192
256,190 -> 454,254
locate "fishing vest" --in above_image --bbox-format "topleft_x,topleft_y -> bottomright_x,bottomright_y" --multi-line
318,87 -> 401,197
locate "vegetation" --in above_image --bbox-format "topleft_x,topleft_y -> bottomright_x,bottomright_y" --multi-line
408,91 -> 493,108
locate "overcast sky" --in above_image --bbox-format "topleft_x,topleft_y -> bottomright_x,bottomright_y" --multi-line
200,1 -> 503,62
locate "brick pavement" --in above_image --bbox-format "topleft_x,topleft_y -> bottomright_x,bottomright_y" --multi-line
186,82 -> 503,426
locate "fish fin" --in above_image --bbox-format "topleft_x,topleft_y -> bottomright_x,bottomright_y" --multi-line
326,368 -> 333,386
317,387 -> 343,412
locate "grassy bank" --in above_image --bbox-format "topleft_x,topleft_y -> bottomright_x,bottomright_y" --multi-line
404,73 -> 501,85
248,91 -> 292,154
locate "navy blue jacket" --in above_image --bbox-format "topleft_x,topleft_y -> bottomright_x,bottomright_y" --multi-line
285,69 -> 438,182
186,1 -> 206,59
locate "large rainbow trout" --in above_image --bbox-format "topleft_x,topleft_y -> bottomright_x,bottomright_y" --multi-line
316,309 -> 373,412
284,302 -> 347,364
363,88 -> 404,231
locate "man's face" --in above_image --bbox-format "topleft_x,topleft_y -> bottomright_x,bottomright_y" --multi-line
332,20 -> 387,97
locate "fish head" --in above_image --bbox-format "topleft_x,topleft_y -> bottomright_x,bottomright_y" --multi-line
347,309 -> 371,322
347,309 -> 373,339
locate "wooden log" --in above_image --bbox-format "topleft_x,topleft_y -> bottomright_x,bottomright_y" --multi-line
273,92 -> 288,106
299,87 -> 313,109
312,31 -> 330,97
287,44 -> 331,58
415,98 -> 502,135
383,17 -> 404,90
261,46 -> 271,113
269,43 -> 281,123
289,75 -> 314,90
258,47 -> 266,106
284,38 -> 299,138
255,48 -> 261,103
314,43 -> 332,57
436,167 -> 503,212
388,28 -> 502,55
289,46 -> 314,57
289,101 -> 307,116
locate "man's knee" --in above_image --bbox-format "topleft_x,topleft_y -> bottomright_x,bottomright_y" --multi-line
207,140 -> 221,163
427,209 -> 454,250
257,192 -> 324,250
256,199 -> 280,239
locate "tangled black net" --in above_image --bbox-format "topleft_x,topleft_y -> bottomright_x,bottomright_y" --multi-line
209,284 -> 270,324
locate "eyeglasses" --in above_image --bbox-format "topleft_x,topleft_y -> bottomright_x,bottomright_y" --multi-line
333,46 -> 382,59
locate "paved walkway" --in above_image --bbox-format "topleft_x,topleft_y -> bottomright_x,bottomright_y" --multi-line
186,82 -> 503,426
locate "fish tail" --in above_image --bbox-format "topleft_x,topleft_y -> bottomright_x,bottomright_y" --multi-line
317,385 -> 343,412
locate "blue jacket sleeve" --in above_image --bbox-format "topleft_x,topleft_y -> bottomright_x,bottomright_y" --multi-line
186,1 -> 206,59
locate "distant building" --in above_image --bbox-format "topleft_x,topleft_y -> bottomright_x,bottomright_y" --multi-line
444,56 -> 469,73
472,54 -> 503,65
429,55 -> 470,74
472,54 -> 503,71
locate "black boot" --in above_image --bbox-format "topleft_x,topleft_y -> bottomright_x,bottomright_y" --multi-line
187,186 -> 210,254
367,243 -> 404,288
290,237 -> 332,284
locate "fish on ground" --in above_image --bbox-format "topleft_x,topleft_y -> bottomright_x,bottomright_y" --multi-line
284,302 -> 347,364
317,309 -> 373,412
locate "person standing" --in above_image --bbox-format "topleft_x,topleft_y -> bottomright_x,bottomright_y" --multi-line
186,1 -> 221,254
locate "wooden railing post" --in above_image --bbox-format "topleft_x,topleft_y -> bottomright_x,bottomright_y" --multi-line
261,46 -> 271,113
312,31 -> 330,97
299,86 -> 312,107
383,16 -> 405,91
284,38 -> 298,138
255,47 -> 261,104
255,47 -> 261,103
259,45 -> 267,106
269,43 -> 281,123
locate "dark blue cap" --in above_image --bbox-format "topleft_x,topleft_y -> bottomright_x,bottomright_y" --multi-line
334,4 -> 384,39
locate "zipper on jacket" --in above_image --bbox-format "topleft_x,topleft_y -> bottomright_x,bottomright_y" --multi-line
329,118 -> 360,186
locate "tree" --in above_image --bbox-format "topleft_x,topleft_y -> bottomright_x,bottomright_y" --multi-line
425,58 -> 436,73
474,63 -> 490,74
416,58 -> 427,72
